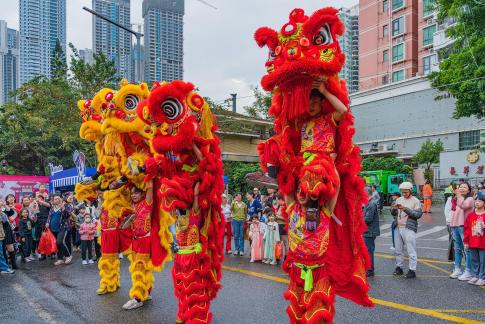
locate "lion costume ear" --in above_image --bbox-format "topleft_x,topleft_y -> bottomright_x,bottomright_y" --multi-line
197,101 -> 215,140
254,27 -> 279,50
78,100 -> 87,112
303,7 -> 345,39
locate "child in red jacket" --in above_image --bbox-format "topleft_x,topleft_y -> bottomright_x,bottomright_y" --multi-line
464,193 -> 485,286
79,213 -> 97,265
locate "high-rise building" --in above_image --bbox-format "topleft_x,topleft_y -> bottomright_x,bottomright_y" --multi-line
0,21 -> 20,104
338,5 -> 359,94
19,0 -> 66,85
92,0 -> 132,80
79,48 -> 95,65
143,0 -> 184,83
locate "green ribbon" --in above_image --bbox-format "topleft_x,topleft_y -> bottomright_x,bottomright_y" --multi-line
177,243 -> 202,255
294,263 -> 321,292
302,152 -> 317,166
182,164 -> 199,173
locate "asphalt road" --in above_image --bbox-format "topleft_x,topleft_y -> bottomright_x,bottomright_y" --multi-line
1,202 -> 484,324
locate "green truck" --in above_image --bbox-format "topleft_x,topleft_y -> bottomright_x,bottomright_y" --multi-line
360,170 -> 416,205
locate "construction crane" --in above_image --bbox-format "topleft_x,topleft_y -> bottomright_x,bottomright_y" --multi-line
194,0 -> 217,10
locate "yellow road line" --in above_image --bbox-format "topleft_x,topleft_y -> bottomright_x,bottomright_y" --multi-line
420,260 -> 452,275
375,253 -> 453,265
222,265 -> 485,324
435,310 -> 485,315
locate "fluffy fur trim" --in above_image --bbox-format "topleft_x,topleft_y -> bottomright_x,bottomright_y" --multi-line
98,254 -> 120,293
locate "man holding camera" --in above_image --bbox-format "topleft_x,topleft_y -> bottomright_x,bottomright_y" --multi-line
391,182 -> 422,279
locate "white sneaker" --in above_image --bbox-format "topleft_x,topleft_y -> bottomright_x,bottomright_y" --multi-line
88,260 -> 95,264
270,261 -> 277,265
25,257 -> 33,262
232,251 -> 238,256
239,251 -> 244,256
249,259 -> 254,263
474,279 -> 485,286
458,271 -> 473,281
82,260 -> 88,265
1,269 -> 14,274
118,253 -> 124,259
226,250 -> 232,254
449,268 -> 462,279
468,277 -> 479,284
64,256 -> 72,265
122,298 -> 143,310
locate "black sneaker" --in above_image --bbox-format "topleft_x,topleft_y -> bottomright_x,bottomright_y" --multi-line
393,267 -> 404,276
405,270 -> 416,279
366,270 -> 375,277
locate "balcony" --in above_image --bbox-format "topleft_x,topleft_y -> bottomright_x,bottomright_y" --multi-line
433,28 -> 455,51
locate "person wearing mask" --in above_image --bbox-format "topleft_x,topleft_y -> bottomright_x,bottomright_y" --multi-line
449,182 -> 474,281
221,194 -> 232,254
363,187 -> 380,277
230,193 -> 247,256
391,182 -> 422,279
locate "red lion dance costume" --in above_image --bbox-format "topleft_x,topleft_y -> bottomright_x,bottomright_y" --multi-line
137,81 -> 224,323
255,8 -> 373,323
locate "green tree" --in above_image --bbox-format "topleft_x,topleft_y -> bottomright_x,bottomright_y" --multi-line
243,86 -> 272,120
0,44 -> 118,175
69,43 -> 120,99
413,140 -> 444,182
429,0 -> 485,119
361,156 -> 413,173
223,161 -> 261,195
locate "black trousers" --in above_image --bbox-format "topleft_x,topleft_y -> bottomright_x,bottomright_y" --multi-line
21,234 -> 33,258
56,229 -> 71,259
364,236 -> 376,272
94,238 -> 101,260
81,240 -> 93,261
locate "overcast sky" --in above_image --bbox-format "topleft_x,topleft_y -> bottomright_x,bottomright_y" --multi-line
2,0 -> 357,112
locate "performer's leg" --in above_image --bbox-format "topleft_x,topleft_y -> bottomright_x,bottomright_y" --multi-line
128,253 -> 152,303
97,253 -> 120,294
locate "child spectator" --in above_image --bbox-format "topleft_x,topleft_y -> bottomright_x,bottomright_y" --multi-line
463,193 -> 485,286
249,216 -> 265,263
19,208 -> 34,262
0,215 -> 14,274
79,213 -> 96,265
263,212 -> 280,265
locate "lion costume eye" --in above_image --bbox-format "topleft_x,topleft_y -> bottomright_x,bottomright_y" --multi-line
268,49 -> 277,62
313,24 -> 333,46
161,98 -> 183,121
124,94 -> 140,111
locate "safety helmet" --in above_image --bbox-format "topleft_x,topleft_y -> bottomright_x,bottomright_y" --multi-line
399,182 -> 413,191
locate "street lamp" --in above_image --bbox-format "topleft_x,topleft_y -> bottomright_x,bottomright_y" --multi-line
82,6 -> 143,82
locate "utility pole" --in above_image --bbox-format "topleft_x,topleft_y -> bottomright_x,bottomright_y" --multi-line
83,6 -> 144,82
230,93 -> 237,113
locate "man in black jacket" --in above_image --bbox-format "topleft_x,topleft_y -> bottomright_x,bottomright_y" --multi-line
363,187 -> 380,277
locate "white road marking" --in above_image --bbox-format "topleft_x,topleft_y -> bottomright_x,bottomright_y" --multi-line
376,243 -> 448,251
436,234 -> 451,241
13,283 -> 58,324
415,226 -> 447,238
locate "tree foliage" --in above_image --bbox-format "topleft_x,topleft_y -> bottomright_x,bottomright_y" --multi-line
243,86 -> 272,120
223,161 -> 261,195
361,156 -> 413,174
429,0 -> 485,119
0,44 -> 118,175
413,139 -> 444,170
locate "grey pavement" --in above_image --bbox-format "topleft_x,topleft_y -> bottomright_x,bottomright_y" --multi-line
1,235 -> 484,324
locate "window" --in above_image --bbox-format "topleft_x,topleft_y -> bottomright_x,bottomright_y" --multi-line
423,54 -> 437,75
392,43 -> 404,62
392,69 -> 405,82
382,74 -> 389,84
459,130 -> 481,151
383,0 -> 388,12
392,0 -> 404,10
392,16 -> 405,36
383,50 -> 389,62
383,25 -> 388,37
422,24 -> 436,47
423,0 -> 435,17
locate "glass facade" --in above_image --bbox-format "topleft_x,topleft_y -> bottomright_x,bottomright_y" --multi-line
338,5 -> 359,93
392,16 -> 405,36
459,130 -> 481,151
19,0 -> 66,85
0,22 -> 20,104
143,0 -> 184,83
423,0 -> 435,17
392,43 -> 404,62
422,25 -> 436,46
392,0 -> 404,11
392,69 -> 404,82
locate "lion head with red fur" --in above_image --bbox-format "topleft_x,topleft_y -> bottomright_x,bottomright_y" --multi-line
255,7 -> 345,91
